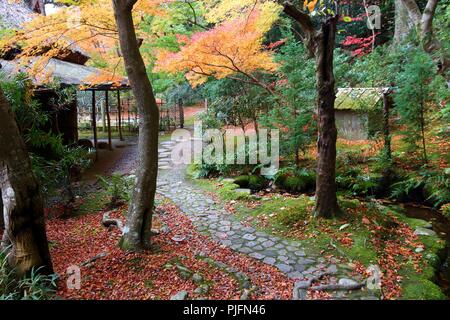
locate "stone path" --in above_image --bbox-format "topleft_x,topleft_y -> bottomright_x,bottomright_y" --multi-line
155,137 -> 374,300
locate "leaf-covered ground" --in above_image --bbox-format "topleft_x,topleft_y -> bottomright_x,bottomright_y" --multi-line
47,198 -> 293,300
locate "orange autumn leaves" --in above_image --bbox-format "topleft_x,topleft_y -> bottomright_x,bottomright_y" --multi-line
155,4 -> 280,86
304,0 -> 318,12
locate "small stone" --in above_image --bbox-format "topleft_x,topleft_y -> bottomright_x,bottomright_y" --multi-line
275,263 -> 293,273
338,278 -> 359,286
249,252 -> 265,260
262,240 -> 275,248
171,234 -> 186,242
243,234 -> 257,241
263,257 -> 276,265
170,291 -> 188,300
415,247 -> 425,253
294,280 -> 310,290
239,247 -> 253,254
326,264 -> 338,274
192,273 -> 203,284
294,250 -> 306,257
235,188 -> 251,194
414,227 -> 437,236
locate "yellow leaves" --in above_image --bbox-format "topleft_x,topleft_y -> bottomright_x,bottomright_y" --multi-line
3,0 -> 170,82
203,0 -> 281,25
155,4 -> 280,86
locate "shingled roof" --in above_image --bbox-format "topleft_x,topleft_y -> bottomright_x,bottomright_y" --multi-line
0,0 -> 35,29
335,87 -> 390,111
0,56 -> 129,90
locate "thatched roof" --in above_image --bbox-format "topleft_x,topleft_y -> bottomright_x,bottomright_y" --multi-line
0,0 -> 35,29
335,87 -> 390,111
0,57 -> 129,90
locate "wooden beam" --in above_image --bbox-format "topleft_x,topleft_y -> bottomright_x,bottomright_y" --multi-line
92,90 -> 98,161
117,90 -> 124,141
105,90 -> 112,151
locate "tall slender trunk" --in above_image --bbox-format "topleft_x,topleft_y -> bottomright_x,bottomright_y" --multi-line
282,4 -> 340,218
383,92 -> 392,160
313,17 -> 340,218
0,190 -> 4,231
0,88 -> 53,276
113,0 -> 159,250
420,97 -> 428,164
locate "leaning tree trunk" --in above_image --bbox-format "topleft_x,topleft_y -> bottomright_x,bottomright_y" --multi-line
313,17 -> 340,218
0,88 -> 53,276
113,0 -> 159,250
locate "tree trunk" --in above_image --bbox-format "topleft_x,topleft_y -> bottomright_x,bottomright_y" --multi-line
178,98 -> 184,129
394,0 -> 414,43
0,88 -> 53,276
0,189 -> 4,230
382,92 -> 392,160
113,0 -> 159,250
313,17 -> 340,218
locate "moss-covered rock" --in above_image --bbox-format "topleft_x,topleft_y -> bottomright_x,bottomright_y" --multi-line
233,175 -> 250,188
233,175 -> 267,191
248,175 -> 267,190
275,170 -> 316,193
401,278 -> 446,300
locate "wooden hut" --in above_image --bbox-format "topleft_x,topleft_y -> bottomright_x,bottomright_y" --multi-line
334,87 -> 391,140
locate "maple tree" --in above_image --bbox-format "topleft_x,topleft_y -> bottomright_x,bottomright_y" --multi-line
2,0 -> 168,85
155,1 -> 281,93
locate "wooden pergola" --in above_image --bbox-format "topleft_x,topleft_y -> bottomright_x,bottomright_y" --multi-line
82,83 -> 131,161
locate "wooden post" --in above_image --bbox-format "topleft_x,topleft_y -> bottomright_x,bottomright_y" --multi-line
101,100 -> 106,132
92,90 -> 98,161
105,90 -> 112,151
117,90 -> 124,141
128,98 -> 131,132
178,98 -> 184,129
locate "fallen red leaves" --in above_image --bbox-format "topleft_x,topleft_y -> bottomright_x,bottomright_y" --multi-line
47,200 -> 293,300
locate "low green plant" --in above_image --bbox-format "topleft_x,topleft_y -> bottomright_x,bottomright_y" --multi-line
98,173 -> 134,206
0,248 -> 57,300
274,167 -> 316,193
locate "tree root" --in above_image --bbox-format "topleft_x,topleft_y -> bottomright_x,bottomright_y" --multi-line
310,282 -> 365,291
81,252 -> 109,267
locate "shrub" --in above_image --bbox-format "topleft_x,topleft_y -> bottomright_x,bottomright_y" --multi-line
441,203 -> 450,220
1,248 -> 57,300
233,175 -> 267,190
98,173 -> 134,207
275,168 -> 316,193
233,175 -> 249,188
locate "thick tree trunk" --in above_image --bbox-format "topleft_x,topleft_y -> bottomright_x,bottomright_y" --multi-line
0,189 -> 4,231
0,88 -> 53,276
282,4 -> 340,218
113,0 -> 159,250
394,0 -> 415,43
313,17 -> 340,218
